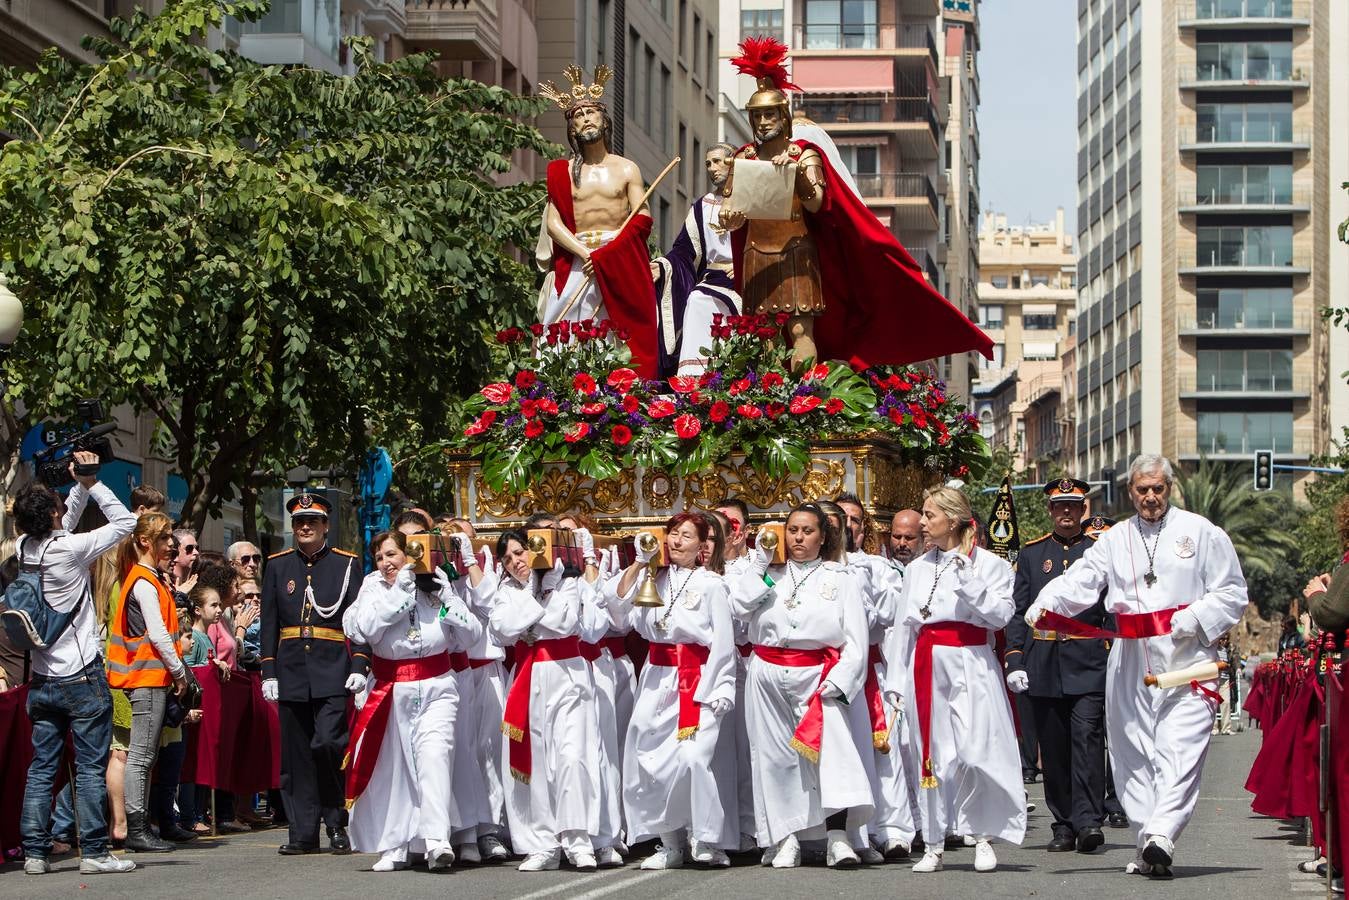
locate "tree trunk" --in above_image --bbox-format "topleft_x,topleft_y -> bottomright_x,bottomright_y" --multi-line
241,480 -> 259,545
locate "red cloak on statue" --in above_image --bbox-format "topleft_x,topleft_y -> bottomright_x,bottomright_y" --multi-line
731,140 -> 993,368
546,159 -> 660,378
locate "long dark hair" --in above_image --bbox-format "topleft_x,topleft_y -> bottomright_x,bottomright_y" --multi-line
495,529 -> 528,562
815,499 -> 853,557
699,512 -> 728,575
788,503 -> 841,562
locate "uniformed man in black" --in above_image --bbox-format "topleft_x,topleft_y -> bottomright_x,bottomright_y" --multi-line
1004,479 -> 1110,853
260,492 -> 370,855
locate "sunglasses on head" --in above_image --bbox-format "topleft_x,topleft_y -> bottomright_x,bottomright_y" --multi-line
238,554 -> 263,565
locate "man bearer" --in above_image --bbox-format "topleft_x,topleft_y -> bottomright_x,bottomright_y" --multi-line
1005,479 -> 1109,855
1026,455 -> 1248,879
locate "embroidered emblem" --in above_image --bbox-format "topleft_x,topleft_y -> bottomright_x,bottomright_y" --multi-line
819,578 -> 837,601
682,590 -> 701,610
286,579 -> 296,594
1042,558 -> 1053,573
1174,536 -> 1196,559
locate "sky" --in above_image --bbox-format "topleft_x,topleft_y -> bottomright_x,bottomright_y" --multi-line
976,0 -> 1079,235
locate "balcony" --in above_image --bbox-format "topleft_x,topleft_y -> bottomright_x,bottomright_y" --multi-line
1178,373 -> 1311,399
1178,309 -> 1312,337
405,0 -> 501,60
793,23 -> 938,70
1177,251 -> 1309,276
1178,65 -> 1308,93
360,0 -> 407,36
1177,0 -> 1310,29
798,94 -> 941,160
855,173 -> 939,229
910,247 -> 940,286
1182,437 -> 1312,461
1179,127 -> 1309,153
1177,186 -> 1309,215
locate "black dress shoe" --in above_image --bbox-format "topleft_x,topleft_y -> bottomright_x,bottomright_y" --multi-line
1107,811 -> 1130,829
328,827 -> 352,855
159,824 -> 199,843
910,835 -> 925,854
278,842 -> 320,855
1076,826 -> 1104,853
1047,830 -> 1076,852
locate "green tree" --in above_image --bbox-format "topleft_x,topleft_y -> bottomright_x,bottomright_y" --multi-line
0,0 -> 551,533
1295,456 -> 1348,580
965,446 -> 1063,545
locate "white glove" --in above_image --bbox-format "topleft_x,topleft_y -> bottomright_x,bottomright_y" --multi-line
750,524 -> 780,575
479,543 -> 497,578
819,682 -> 844,700
707,698 -> 732,718
635,534 -> 659,565
395,563 -> 417,593
261,678 -> 278,702
345,673 -> 368,693
574,527 -> 596,565
1006,670 -> 1030,693
598,546 -> 618,580
541,557 -> 566,595
1024,603 -> 1046,629
453,534 -> 477,566
430,566 -> 451,591
1169,608 -> 1201,641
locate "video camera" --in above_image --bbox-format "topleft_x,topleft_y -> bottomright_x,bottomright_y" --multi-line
32,399 -> 116,489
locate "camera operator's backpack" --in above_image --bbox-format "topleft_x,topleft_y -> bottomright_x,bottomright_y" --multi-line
0,536 -> 83,651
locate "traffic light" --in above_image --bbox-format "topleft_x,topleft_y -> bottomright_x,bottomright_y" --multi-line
1253,450 -> 1273,491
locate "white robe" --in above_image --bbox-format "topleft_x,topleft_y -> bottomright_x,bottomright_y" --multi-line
541,231 -> 613,325
614,565 -> 738,846
488,574 -> 600,855
1032,507 -> 1249,845
579,580 -> 627,850
885,547 -> 1026,846
342,572 -> 482,856
462,574 -> 509,836
675,196 -> 740,376
724,555 -> 758,842
729,560 -> 874,845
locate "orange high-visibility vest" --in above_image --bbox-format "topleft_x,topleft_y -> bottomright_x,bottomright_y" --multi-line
108,563 -> 180,689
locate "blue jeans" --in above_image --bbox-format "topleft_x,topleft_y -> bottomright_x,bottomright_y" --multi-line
21,659 -> 113,859
50,785 -> 76,842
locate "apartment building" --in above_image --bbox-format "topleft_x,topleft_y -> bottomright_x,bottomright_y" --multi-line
0,0 -> 170,68
1074,0 -> 1349,497
972,209 -> 1078,475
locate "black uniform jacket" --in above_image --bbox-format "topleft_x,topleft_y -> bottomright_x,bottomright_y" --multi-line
1005,530 -> 1110,698
260,542 -> 371,702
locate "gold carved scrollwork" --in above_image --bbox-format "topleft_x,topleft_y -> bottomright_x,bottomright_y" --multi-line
866,453 -> 934,512
713,457 -> 847,510
590,470 -> 637,515
681,472 -> 731,509
642,470 -> 680,510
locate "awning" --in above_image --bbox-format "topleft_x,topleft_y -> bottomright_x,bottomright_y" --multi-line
794,58 -> 895,94
1022,341 -> 1058,359
1021,304 -> 1058,316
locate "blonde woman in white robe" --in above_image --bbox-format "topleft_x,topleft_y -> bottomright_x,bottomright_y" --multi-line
342,531 -> 482,873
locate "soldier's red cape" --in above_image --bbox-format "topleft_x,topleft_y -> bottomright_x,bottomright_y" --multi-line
546,159 -> 660,378
731,140 -> 993,367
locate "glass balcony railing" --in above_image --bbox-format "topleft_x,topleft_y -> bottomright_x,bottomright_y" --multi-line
1179,0 -> 1307,23
1190,435 -> 1308,456
1181,373 -> 1309,394
1180,62 -> 1303,86
1179,186 -> 1309,208
794,23 -> 938,66
1179,249 -> 1305,270
1181,310 -> 1310,331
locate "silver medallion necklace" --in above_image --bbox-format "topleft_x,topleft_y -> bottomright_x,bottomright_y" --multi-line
1134,509 -> 1168,588
919,552 -> 960,620
657,566 -> 696,630
785,560 -> 822,610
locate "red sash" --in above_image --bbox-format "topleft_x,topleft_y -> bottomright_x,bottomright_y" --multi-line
737,643 -> 753,658
344,653 -> 453,805
581,636 -> 630,663
647,642 -> 712,739
501,636 -> 584,783
468,657 -> 497,669
753,644 -> 840,763
913,622 -> 988,789
865,644 -> 890,753
448,652 -> 471,671
1034,605 -> 1189,641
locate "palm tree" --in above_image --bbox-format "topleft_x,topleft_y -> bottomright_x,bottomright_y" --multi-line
1174,457 -> 1299,577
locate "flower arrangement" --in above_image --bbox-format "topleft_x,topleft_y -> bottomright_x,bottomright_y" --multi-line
455,315 -> 989,492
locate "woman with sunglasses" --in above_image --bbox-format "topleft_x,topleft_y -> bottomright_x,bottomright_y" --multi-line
883,485 -> 1024,874
606,513 -> 737,870
728,503 -> 872,870
342,530 -> 482,872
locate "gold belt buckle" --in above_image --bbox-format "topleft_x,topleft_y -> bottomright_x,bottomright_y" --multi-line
300,626 -> 313,639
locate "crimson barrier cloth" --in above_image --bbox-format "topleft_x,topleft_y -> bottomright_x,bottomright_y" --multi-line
0,686 -> 71,861
179,667 -> 280,795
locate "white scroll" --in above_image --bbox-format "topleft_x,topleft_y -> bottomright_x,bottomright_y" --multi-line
1143,660 -> 1227,690
727,159 -> 797,221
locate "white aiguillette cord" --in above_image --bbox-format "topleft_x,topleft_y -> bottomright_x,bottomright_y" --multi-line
305,555 -> 352,620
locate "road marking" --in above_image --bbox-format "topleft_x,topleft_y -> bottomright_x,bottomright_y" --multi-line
509,867 -> 656,900
571,870 -> 666,900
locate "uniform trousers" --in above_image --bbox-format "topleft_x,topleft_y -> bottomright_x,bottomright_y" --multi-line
278,695 -> 349,846
1029,692 -> 1105,833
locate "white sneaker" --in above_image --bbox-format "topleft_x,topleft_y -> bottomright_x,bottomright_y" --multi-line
911,849 -> 943,873
641,846 -> 684,870
479,833 -> 510,861
597,846 -> 624,868
79,854 -> 136,874
519,849 -> 561,872
825,830 -> 860,868
771,834 -> 801,868
856,845 -> 884,865
570,851 -> 598,871
1124,852 -> 1152,875
427,845 -> 456,871
690,841 -> 730,867
1141,834 -> 1174,869
963,834 -> 977,846
24,857 -> 50,875
372,849 -> 409,872
760,845 -> 775,867
973,840 -> 997,872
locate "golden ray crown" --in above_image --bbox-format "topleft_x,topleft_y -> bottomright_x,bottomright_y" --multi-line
539,64 -> 612,115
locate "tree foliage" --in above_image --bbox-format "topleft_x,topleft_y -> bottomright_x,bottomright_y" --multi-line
965,446 -> 1063,544
0,0 -> 552,530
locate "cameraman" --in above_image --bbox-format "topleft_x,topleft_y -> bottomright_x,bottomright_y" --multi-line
15,450 -> 137,876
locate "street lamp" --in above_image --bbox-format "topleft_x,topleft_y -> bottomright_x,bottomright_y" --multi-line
0,272 -> 23,354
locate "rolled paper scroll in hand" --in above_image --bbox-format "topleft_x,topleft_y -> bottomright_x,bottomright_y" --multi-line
727,159 -> 798,221
1144,660 -> 1228,690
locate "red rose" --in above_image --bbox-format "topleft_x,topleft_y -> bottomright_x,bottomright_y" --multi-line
520,399 -> 538,419
573,372 -> 597,395
622,394 -> 640,413
803,363 -> 830,381
775,312 -> 791,326
514,370 -> 537,390
888,408 -> 905,426
529,323 -> 544,337
674,414 -> 701,439
580,401 -> 606,415
611,424 -> 633,446
481,383 -> 513,404
728,378 -> 751,396
524,419 -> 544,439
765,402 -> 786,419
463,410 -> 497,436
789,395 -> 821,415
648,399 -> 676,419
564,422 -> 591,443
495,329 -> 513,344
761,372 -> 784,388
825,398 -> 844,415
668,376 -> 698,394
606,367 -> 638,393
737,404 -> 763,419
954,465 -> 970,477
709,401 -> 730,423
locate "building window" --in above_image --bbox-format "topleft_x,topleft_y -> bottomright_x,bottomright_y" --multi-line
798,97 -> 882,123
1196,42 -> 1293,81
1023,312 -> 1057,330
837,145 -> 880,176
803,0 -> 878,50
1197,411 -> 1294,455
678,0 -> 688,60
692,12 -> 702,75
1196,225 -> 1293,267
1195,164 -> 1293,205
1030,274 -> 1051,287
1196,0 -> 1294,17
1196,349 -> 1294,392
978,304 -> 1004,328
659,65 -> 670,146
1196,102 -> 1293,143
1195,287 -> 1294,329
980,343 -> 1005,371
644,46 -> 657,134
740,8 -> 785,41
1022,341 -> 1058,360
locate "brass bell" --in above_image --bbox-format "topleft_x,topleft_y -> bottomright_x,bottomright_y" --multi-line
633,531 -> 663,608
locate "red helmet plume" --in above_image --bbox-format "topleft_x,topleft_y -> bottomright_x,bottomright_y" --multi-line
730,35 -> 802,93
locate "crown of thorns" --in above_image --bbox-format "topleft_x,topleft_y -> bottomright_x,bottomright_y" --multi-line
538,65 -> 612,116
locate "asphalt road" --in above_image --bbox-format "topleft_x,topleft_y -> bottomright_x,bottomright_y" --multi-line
6,728 -> 1328,900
